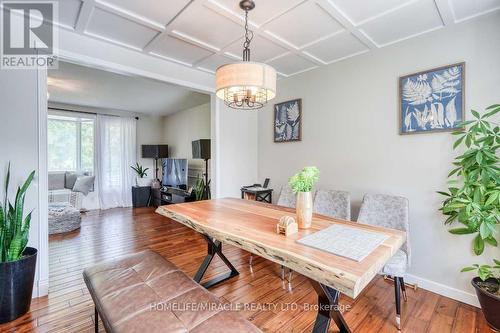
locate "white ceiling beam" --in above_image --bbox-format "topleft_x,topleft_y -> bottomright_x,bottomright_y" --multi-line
434,0 -> 456,25
317,0 -> 377,49
204,0 -> 325,69
93,0 -> 165,31
74,0 -> 95,33
143,0 -> 203,54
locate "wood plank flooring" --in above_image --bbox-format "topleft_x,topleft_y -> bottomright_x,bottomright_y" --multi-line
0,207 -> 491,333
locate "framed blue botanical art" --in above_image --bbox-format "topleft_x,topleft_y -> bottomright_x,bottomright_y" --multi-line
399,62 -> 465,134
274,99 -> 302,142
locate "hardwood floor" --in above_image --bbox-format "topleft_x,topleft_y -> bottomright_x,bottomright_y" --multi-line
0,207 -> 491,333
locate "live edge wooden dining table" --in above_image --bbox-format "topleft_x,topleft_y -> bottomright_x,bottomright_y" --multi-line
156,198 -> 406,333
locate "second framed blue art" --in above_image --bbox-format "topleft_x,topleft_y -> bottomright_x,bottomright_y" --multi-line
399,62 -> 465,135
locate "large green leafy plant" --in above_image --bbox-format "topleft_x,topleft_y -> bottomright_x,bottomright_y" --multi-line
439,105 -> 499,256
289,166 -> 320,193
0,164 -> 35,263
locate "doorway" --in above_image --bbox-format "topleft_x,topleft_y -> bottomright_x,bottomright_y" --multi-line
40,58 -> 216,296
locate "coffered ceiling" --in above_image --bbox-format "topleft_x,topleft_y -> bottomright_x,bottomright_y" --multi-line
51,0 -> 499,77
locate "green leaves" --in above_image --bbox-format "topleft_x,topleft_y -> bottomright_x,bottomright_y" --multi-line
462,260 -> 500,281
448,228 -> 475,235
439,105 -> 499,259
130,163 -> 149,178
0,164 -> 35,263
289,166 -> 320,193
461,266 -> 478,272
194,174 -> 207,201
484,104 -> 500,119
453,135 -> 465,149
485,236 -> 498,247
473,235 -> 485,255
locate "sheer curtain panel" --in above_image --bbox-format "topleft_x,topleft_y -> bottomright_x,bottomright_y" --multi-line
96,115 -> 136,209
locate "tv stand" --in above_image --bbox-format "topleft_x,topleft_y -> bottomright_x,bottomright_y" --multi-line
152,186 -> 194,206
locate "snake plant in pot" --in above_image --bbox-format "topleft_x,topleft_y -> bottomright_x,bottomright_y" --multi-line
0,164 -> 37,324
438,104 -> 500,330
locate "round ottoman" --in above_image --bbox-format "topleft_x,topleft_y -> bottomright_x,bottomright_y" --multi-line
48,203 -> 82,235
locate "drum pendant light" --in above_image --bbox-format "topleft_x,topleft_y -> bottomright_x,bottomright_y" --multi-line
215,0 -> 277,110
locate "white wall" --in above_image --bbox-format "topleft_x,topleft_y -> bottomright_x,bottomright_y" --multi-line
215,100 -> 259,198
258,13 -> 500,306
162,103 -> 211,171
159,99 -> 259,199
136,115 -> 165,178
0,69 -> 49,297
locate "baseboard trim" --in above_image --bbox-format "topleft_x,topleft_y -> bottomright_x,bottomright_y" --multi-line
405,274 -> 479,307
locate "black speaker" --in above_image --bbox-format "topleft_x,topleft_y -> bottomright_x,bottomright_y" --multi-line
142,145 -> 168,159
192,139 -> 211,160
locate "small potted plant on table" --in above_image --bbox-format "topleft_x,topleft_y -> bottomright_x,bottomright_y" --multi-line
0,164 -> 37,324
439,104 -> 499,331
289,166 -> 319,229
130,163 -> 150,187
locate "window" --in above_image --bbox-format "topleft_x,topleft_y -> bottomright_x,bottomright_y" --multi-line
48,112 -> 95,173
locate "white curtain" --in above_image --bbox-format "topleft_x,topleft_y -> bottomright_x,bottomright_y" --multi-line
96,115 -> 136,209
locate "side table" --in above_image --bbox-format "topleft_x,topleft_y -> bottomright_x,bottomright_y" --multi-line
240,187 -> 273,203
132,186 -> 151,207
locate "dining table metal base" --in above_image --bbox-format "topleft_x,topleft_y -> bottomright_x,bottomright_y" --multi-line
310,280 -> 352,333
193,235 -> 240,289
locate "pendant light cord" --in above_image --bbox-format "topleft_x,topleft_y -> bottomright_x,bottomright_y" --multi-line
242,9 -> 253,61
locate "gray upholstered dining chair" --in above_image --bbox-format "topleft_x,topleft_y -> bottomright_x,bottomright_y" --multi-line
313,189 -> 351,220
357,193 -> 410,330
276,184 -> 296,208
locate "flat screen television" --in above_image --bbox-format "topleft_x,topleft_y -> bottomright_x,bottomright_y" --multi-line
162,158 -> 188,188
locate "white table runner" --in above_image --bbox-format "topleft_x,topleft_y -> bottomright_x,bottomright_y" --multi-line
297,224 -> 389,262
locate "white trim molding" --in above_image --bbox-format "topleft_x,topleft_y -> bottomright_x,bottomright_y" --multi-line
32,278 -> 49,298
36,67 -> 49,298
406,274 -> 479,308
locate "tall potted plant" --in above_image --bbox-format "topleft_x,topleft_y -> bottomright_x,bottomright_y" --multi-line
289,166 -> 319,229
438,104 -> 499,330
0,164 -> 37,324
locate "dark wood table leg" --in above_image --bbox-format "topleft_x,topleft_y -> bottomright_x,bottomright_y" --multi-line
94,307 -> 99,333
193,235 -> 239,289
309,280 -> 351,333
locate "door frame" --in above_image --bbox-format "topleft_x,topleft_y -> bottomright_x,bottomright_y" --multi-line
37,54 -> 218,297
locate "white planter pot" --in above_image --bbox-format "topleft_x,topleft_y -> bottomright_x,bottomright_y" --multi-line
136,177 -> 152,187
296,191 -> 313,229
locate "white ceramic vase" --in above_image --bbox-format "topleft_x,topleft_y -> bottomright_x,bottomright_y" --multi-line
296,191 -> 313,229
136,177 -> 152,187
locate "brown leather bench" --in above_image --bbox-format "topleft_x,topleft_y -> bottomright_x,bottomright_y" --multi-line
83,250 -> 261,333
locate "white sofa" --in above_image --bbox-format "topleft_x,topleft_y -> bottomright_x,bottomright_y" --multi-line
48,172 -> 94,211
